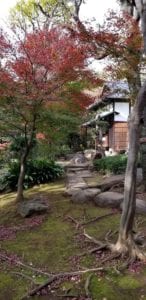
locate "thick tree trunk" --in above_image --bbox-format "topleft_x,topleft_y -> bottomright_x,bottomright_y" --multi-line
140,107 -> 146,190
113,82 -> 146,259
115,113 -> 139,253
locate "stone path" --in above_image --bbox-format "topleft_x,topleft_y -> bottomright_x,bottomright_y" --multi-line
66,162 -> 94,192
64,155 -> 146,214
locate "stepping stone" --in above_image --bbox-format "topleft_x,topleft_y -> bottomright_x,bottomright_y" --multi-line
75,170 -> 92,176
67,163 -> 89,169
72,182 -> 88,189
71,188 -> 101,204
94,191 -> 124,208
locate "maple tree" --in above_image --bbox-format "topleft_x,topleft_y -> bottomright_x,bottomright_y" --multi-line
0,25 -> 98,202
5,0 -> 146,260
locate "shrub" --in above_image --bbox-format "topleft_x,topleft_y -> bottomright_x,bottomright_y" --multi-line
0,168 -> 9,192
3,159 -> 64,191
93,155 -> 127,174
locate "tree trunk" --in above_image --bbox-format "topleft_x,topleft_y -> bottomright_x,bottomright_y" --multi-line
15,116 -> 36,202
113,82 -> 146,259
115,112 -> 139,253
15,152 -> 28,202
140,107 -> 146,190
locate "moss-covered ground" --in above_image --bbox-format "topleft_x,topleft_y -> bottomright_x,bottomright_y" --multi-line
0,180 -> 146,299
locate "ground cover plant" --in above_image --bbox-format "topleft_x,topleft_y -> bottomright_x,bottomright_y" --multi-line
94,155 -> 128,174
0,178 -> 146,299
2,159 -> 63,191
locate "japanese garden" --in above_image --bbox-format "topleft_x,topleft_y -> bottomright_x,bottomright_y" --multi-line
1,0 -> 146,299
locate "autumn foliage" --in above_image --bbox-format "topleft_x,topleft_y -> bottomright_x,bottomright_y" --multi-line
0,24 -> 100,201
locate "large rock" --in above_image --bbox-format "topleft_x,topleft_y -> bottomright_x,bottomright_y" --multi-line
96,175 -> 125,192
120,199 -> 146,215
18,198 -> 49,217
135,199 -> 146,214
94,191 -> 124,208
88,170 -> 142,191
71,188 -> 101,204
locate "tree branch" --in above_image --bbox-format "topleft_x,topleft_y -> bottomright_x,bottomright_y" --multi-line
21,267 -> 104,300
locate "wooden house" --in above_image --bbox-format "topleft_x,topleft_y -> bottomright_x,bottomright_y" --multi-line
82,81 -> 130,152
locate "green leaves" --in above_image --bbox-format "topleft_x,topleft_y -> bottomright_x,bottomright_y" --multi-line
94,155 -> 127,174
3,159 -> 64,191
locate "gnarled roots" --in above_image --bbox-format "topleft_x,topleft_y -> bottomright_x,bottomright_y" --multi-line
109,234 -> 146,261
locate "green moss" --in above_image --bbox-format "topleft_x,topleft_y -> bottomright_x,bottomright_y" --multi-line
90,274 -> 146,300
90,275 -> 117,300
86,213 -> 120,240
80,254 -> 95,268
3,216 -> 77,272
1,179 -> 146,299
118,275 -> 143,289
0,273 -> 13,289
0,272 -> 27,300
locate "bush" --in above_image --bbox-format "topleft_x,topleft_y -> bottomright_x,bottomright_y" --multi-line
3,159 -> 64,191
93,155 -> 127,174
0,168 -> 9,192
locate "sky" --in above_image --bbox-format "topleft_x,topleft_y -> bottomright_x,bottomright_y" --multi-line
0,0 -> 119,27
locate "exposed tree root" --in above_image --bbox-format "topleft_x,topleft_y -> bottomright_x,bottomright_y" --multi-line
84,274 -> 92,297
83,229 -> 107,247
101,253 -> 121,264
82,230 -> 146,262
64,212 -> 116,229
64,215 -> 80,229
0,253 -> 51,277
21,276 -> 57,299
21,268 -> 104,299
82,212 -> 116,226
110,235 -> 146,261
78,244 -> 107,257
11,272 -> 36,285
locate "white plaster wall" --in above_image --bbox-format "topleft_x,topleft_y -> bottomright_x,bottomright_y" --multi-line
115,102 -> 129,120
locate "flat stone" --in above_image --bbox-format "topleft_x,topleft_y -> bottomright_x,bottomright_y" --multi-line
72,183 -> 88,189
75,170 -> 92,177
67,163 -> 89,169
94,191 -> 124,208
71,188 -> 101,204
18,198 -> 49,217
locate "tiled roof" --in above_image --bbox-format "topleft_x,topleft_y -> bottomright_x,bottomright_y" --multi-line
88,81 -> 130,110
